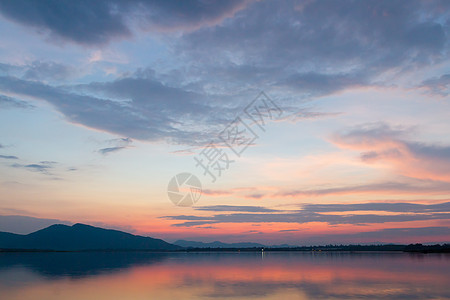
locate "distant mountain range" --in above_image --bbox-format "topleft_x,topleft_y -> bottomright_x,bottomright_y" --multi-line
174,240 -> 296,248
0,223 -> 180,251
174,240 -> 265,248
2,223 -> 447,253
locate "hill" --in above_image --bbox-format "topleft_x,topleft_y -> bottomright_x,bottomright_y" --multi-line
0,223 -> 180,251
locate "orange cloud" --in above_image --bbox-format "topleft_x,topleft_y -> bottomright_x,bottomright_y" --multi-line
331,122 -> 450,181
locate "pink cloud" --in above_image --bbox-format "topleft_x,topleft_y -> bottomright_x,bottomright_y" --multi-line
331,122 -> 450,181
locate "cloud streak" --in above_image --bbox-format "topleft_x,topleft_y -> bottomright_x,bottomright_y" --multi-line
300,202 -> 450,213
11,161 -> 57,175
195,205 -> 278,213
164,201 -> 450,227
98,137 -> 133,155
0,155 -> 18,159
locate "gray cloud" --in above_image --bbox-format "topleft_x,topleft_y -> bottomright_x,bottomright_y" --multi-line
204,178 -> 450,200
301,202 -> 450,213
421,74 -> 450,96
276,180 -> 450,198
0,74 -> 297,146
332,122 -> 412,145
98,137 -> 132,155
0,62 -> 22,76
0,75 -> 218,145
0,154 -> 18,159
167,211 -> 450,227
280,72 -> 366,95
408,142 -> 450,160
0,94 -> 34,109
0,1 -> 447,149
0,0 -> 250,45
177,0 -> 449,96
98,147 -> 126,155
0,0 -> 131,45
164,201 -> 450,227
11,161 -> 57,175
23,61 -> 75,81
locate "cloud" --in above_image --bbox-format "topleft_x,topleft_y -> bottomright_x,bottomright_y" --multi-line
0,73 -> 299,146
0,1 -> 447,106
245,193 -> 265,199
299,226 -> 450,244
164,201 -> 450,227
0,62 -> 22,76
23,61 -> 75,81
0,61 -> 75,82
276,180 -> 450,198
0,0 -> 250,46
0,155 -> 18,159
98,147 -> 126,155
300,202 -> 450,213
0,75 -> 238,145
421,74 -> 450,96
201,178 -> 450,200
331,123 -> 450,181
177,0 -> 449,96
11,161 -> 57,175
280,72 -> 366,96
134,0 -> 252,32
201,189 -> 233,196
167,211 -> 450,227
0,0 -> 131,46
99,137 -> 132,155
195,205 -> 278,213
0,94 -> 34,109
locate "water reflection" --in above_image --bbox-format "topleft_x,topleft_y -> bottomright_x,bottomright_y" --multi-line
0,252 -> 449,299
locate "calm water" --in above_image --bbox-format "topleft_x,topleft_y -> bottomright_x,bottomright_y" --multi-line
0,251 -> 449,299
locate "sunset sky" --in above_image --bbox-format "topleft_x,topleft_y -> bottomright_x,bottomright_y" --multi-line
0,0 -> 449,245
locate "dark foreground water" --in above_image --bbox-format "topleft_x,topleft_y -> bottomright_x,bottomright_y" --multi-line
0,251 -> 449,299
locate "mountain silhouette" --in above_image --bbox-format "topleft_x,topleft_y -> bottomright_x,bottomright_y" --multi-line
173,240 -> 299,248
174,240 -> 266,248
0,223 -> 180,251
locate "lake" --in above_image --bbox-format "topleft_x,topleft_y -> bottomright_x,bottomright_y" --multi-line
0,251 -> 449,299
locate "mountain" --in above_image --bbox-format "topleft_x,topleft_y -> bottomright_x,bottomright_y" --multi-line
0,223 -> 180,251
174,240 -> 266,248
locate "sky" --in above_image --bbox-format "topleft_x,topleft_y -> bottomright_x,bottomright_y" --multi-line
0,0 -> 449,245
